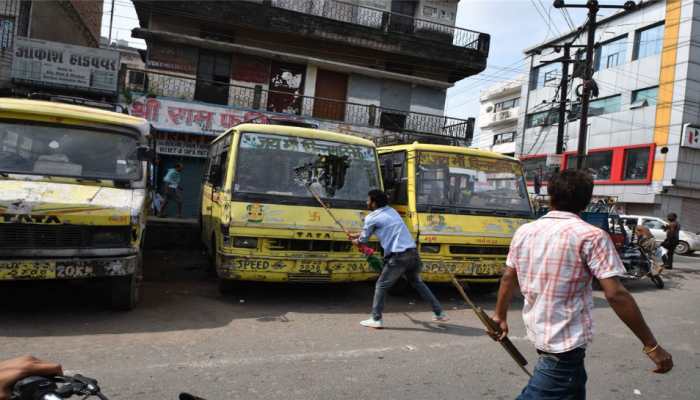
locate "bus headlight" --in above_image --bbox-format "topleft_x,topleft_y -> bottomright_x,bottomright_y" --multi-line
421,244 -> 441,254
233,237 -> 258,249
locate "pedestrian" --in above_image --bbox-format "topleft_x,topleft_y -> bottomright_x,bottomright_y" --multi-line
351,189 -> 448,329
661,213 -> 680,269
492,170 -> 673,399
533,166 -> 543,196
160,163 -> 184,218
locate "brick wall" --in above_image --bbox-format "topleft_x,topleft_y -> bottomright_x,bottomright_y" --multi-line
69,0 -> 103,45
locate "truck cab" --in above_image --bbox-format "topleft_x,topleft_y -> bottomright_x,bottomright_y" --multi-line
0,99 -> 152,309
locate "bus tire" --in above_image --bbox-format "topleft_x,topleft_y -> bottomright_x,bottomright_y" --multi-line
388,277 -> 411,296
110,255 -> 142,311
218,278 -> 237,295
206,235 -> 217,276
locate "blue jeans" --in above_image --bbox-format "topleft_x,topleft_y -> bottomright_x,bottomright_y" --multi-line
371,249 -> 443,320
517,347 -> 587,400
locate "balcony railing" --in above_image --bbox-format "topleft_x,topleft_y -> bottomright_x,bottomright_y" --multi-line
270,0 -> 488,52
124,69 -> 473,142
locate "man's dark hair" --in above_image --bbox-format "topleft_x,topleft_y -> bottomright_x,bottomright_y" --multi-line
547,170 -> 594,213
667,213 -> 677,222
368,189 -> 389,208
175,163 -> 183,169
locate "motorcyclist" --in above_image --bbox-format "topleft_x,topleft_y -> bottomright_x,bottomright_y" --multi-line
0,356 -> 62,400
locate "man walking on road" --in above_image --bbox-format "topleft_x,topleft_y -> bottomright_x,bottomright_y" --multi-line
160,163 -> 184,218
351,189 -> 448,329
662,213 -> 681,269
492,170 -> 673,399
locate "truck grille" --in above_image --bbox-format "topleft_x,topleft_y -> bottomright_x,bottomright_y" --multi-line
0,224 -> 130,249
449,245 -> 509,255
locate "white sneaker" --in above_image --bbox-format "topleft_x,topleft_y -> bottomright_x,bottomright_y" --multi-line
360,318 -> 384,329
432,312 -> 449,322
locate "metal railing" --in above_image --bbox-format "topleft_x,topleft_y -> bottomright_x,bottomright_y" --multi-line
125,69 -> 473,141
270,0 -> 487,52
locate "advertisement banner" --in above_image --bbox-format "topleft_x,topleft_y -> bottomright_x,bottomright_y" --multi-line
128,96 -> 320,136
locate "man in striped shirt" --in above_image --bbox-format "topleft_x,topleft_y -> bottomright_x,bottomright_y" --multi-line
493,170 -> 672,399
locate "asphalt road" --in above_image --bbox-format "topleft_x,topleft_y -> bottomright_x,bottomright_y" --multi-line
1,251 -> 699,400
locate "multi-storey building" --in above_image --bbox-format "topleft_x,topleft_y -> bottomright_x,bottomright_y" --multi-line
477,77 -> 523,156
125,0 -> 489,217
0,0 -> 112,100
519,0 -> 700,231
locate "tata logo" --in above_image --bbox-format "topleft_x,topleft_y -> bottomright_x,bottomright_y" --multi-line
295,231 -> 332,239
1,214 -> 61,224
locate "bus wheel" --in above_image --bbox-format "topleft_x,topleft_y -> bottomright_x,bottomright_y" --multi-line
467,281 -> 500,295
206,235 -> 217,277
218,278 -> 237,295
110,258 -> 142,311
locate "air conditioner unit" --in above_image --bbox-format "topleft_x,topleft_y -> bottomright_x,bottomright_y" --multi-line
496,110 -> 511,121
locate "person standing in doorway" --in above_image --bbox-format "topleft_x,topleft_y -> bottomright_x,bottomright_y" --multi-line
533,166 -> 543,196
493,170 -> 672,399
351,190 -> 448,329
662,213 -> 681,269
160,163 -> 184,218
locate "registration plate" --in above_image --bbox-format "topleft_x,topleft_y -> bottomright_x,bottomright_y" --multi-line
421,261 -> 503,276
0,261 -> 56,280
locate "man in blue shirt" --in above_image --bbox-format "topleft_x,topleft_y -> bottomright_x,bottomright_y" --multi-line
351,189 -> 447,329
160,163 -> 184,218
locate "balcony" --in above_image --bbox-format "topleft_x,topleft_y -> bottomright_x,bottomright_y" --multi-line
270,0 -> 487,51
124,69 -> 473,143
132,1 -> 489,82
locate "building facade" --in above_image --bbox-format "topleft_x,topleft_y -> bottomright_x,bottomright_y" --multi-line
0,0 -> 112,99
477,77 -> 523,156
519,0 -> 700,232
125,0 -> 489,218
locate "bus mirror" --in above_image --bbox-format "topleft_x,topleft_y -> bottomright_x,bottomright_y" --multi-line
137,146 -> 155,162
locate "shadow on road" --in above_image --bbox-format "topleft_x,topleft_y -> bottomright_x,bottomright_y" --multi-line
0,250 -> 509,337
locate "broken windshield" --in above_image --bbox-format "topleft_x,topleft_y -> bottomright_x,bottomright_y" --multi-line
234,132 -> 380,204
416,151 -> 531,215
0,121 -> 142,181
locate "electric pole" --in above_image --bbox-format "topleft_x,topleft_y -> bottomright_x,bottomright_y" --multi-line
556,43 -> 571,156
553,0 -> 637,170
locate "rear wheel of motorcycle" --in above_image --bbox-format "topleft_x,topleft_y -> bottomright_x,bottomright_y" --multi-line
650,275 -> 664,289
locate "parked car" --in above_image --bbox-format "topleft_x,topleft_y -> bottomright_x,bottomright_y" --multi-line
617,215 -> 700,255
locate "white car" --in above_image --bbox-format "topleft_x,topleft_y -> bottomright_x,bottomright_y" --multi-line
618,215 -> 700,255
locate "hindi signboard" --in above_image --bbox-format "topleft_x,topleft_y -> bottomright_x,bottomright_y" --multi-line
11,37 -> 120,95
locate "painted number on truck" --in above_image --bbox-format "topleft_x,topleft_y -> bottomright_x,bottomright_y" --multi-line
56,265 -> 95,278
0,262 -> 56,280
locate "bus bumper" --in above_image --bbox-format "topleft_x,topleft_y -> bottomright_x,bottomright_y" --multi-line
217,254 -> 378,283
0,256 -> 138,280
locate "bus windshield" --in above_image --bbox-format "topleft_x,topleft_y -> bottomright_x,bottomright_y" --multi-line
234,132 -> 380,204
0,121 -> 142,181
416,151 -> 531,215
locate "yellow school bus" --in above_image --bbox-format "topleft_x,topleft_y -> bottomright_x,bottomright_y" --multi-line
201,124 -> 382,291
378,143 -> 533,288
0,98 -> 152,309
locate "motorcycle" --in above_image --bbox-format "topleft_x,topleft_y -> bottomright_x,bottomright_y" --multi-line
10,374 -> 206,400
610,215 -> 664,289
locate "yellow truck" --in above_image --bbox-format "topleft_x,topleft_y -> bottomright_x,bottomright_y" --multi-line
0,99 -> 152,310
377,143 -> 533,289
201,124 -> 383,291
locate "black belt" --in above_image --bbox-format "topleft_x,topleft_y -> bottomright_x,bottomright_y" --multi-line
385,248 -> 417,259
537,347 -> 586,359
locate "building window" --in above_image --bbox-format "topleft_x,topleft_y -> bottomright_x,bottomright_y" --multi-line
623,147 -> 651,180
495,98 -> 519,112
521,157 -> 555,182
634,23 -> 664,60
493,132 -> 515,145
566,151 -> 613,180
532,64 -> 560,89
195,51 -> 232,105
589,95 -> 621,116
595,35 -> 627,70
631,86 -> 658,106
525,110 -> 558,128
